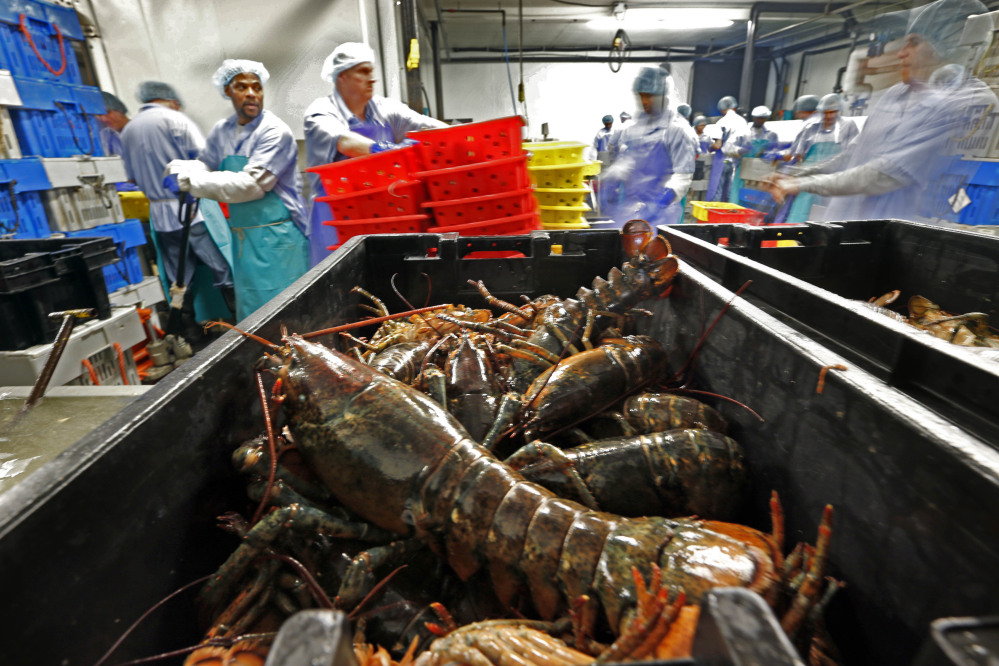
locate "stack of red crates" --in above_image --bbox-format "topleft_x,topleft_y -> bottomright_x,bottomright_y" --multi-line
306,145 -> 430,251
305,116 -> 540,252
409,116 -> 540,236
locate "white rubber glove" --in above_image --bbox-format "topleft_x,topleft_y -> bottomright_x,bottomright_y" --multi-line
179,165 -> 277,203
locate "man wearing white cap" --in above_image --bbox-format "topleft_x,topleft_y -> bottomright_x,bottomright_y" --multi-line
166,59 -> 308,321
724,105 -> 777,160
303,42 -> 446,265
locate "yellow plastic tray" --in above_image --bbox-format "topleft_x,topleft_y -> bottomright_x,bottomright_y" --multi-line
690,201 -> 744,222
119,191 -> 150,222
542,219 -> 590,230
524,141 -> 587,166
533,187 -> 589,207
539,203 -> 590,227
580,160 -> 601,177
528,163 -> 588,188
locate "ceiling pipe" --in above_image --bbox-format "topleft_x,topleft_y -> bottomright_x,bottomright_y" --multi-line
439,52 -> 752,64
449,44 -> 699,55
431,0 -> 451,59
738,3 -> 760,111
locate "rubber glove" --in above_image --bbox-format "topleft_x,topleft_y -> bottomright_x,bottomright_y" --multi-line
163,174 -> 182,196
370,140 -> 400,154
658,189 -> 677,207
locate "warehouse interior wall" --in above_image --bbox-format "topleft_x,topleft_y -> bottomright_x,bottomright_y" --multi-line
75,0 -> 395,142
435,60 -> 692,146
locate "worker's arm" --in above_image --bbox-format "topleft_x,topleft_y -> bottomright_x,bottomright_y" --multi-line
168,160 -> 276,203
336,131 -> 378,157
767,162 -> 905,204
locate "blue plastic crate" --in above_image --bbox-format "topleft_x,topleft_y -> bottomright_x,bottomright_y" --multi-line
0,157 -> 52,238
8,78 -> 102,157
958,163 -> 999,226
738,186 -> 775,210
0,1 -> 82,84
64,219 -> 147,292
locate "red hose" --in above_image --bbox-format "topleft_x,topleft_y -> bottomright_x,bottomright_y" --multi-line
19,14 -> 66,77
81,359 -> 100,385
113,342 -> 129,385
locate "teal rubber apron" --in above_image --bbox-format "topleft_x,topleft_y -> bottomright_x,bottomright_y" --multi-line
785,141 -> 841,223
220,155 -> 309,321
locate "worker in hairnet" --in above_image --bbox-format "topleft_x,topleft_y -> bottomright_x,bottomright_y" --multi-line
605,110 -> 633,163
600,66 -> 694,227
792,94 -> 820,121
720,106 -> 777,203
120,81 -> 235,336
705,95 -> 748,201
165,59 -> 309,322
677,103 -> 692,123
766,0 -> 998,225
592,114 -> 614,161
304,42 -> 446,265
787,93 -> 859,164
96,91 -> 128,157
693,115 -> 713,154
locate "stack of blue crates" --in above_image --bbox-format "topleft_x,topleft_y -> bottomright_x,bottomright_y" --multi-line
0,0 -> 147,296
958,162 -> 999,226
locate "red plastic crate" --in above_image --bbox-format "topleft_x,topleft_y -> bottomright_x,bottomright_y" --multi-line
705,207 -> 766,225
306,146 -> 421,196
317,180 -> 426,220
413,155 -> 531,202
408,116 -> 525,170
426,210 -> 540,237
323,213 -> 431,249
422,187 -> 536,227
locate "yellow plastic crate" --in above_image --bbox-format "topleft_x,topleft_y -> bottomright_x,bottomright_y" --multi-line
119,191 -> 150,222
539,203 -> 590,227
528,163 -> 588,188
524,141 -> 587,166
542,219 -> 590,230
533,187 -> 589,207
580,160 -> 601,177
691,201 -> 744,222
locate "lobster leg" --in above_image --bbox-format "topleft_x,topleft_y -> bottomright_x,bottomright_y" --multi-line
480,392 -> 526,452
505,441 -> 600,510
423,365 -> 447,407
335,539 -> 425,609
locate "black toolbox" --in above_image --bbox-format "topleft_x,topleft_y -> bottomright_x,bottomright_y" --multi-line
0,236 -> 117,350
660,219 -> 999,444
1,231 -> 998,666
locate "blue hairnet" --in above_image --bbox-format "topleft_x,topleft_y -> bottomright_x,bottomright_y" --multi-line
211,59 -> 269,99
322,43 -> 376,83
602,114 -> 613,124
793,94 -> 819,113
817,93 -> 842,112
677,104 -> 692,119
137,81 -> 181,105
718,95 -> 738,112
907,0 -> 990,60
100,91 -> 127,115
633,66 -> 670,95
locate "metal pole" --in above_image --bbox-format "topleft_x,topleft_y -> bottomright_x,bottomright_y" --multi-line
431,21 -> 444,120
739,4 -> 760,111
399,0 -> 422,112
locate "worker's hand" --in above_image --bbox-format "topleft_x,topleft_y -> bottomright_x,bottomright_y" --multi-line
162,174 -> 182,196
763,174 -> 799,205
711,139 -> 723,151
370,140 -> 417,154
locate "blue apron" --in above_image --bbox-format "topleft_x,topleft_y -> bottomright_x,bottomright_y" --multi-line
309,118 -> 395,266
785,142 -> 841,223
221,155 -> 309,321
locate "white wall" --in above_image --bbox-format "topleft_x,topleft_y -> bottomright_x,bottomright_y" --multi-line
437,59 -> 693,146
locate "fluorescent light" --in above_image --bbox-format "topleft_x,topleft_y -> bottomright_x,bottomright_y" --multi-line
587,8 -> 744,30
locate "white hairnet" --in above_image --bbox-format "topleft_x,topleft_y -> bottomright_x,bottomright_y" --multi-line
718,96 -> 738,112
793,94 -> 819,113
906,0 -> 991,61
322,43 -> 376,83
817,93 -> 842,112
620,111 -> 632,121
693,115 -> 707,126
211,59 -> 269,99
751,105 -> 771,118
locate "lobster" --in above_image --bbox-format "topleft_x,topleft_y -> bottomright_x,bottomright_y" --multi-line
199,337 -> 834,652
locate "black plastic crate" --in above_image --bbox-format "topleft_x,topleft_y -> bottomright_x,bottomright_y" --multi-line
0,236 -> 117,349
661,219 -> 999,444
1,231 -> 998,666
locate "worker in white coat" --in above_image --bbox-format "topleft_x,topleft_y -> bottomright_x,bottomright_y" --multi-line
766,0 -> 997,225
303,42 -> 446,265
166,59 -> 309,321
707,95 -> 748,201
601,66 -> 695,227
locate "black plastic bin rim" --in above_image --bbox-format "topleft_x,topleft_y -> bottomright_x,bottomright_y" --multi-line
4,238 -> 999,539
658,223 -> 999,378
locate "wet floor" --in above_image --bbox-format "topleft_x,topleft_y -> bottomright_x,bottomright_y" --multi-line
0,387 -> 149,494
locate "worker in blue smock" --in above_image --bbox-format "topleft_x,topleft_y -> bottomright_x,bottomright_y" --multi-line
601,66 -> 694,227
723,106 -> 777,203
693,115 -> 712,154
96,91 -> 128,157
706,95 -> 747,201
303,43 -> 446,266
166,60 -> 309,322
592,114 -> 614,159
120,81 -> 234,334
767,0 -> 997,225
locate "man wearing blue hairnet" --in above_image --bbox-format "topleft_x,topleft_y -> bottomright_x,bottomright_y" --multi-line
120,81 -> 234,335
792,95 -> 820,121
593,114 -> 614,157
600,66 -> 694,226
303,43 -> 446,265
767,0 -> 998,224
165,59 -> 309,322
96,91 -> 128,157
788,94 -> 859,164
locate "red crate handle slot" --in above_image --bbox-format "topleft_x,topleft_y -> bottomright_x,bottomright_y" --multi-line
19,13 -> 67,77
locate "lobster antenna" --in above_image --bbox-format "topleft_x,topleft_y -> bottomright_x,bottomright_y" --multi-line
392,272 -> 447,338
205,320 -> 280,350
668,280 -> 753,386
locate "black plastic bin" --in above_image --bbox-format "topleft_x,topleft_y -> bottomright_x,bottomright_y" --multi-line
660,219 -> 999,444
2,231 -> 998,666
0,236 -> 117,350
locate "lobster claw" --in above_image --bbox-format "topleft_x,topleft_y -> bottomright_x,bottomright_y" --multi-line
621,219 -> 656,259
